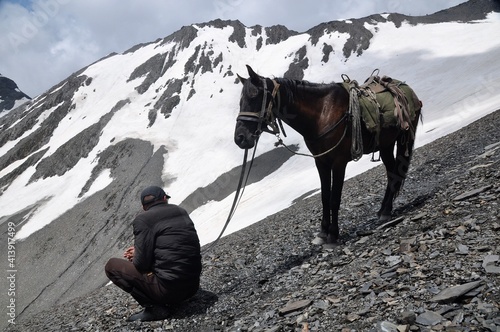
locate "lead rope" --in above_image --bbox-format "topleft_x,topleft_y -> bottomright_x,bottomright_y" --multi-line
202,140 -> 259,254
203,78 -> 272,253
274,122 -> 348,158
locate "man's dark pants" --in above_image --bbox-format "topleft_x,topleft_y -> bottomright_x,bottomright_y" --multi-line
105,258 -> 199,306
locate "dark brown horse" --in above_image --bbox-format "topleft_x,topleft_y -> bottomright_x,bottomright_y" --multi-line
234,65 -> 422,244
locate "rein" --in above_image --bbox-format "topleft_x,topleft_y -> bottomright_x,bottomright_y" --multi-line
274,113 -> 349,158
202,143 -> 259,253
205,79 -> 284,253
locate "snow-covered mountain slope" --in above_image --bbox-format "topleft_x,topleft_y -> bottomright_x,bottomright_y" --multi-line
0,75 -> 30,117
0,0 -> 499,322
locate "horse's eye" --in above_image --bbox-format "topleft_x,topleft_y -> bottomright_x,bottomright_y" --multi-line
246,84 -> 259,98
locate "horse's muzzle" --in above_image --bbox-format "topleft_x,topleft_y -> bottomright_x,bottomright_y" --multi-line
234,132 -> 255,149
234,122 -> 256,149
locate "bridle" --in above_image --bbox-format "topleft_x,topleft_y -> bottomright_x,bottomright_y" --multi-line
236,78 -> 287,138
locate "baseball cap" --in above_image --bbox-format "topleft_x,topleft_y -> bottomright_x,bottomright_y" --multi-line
140,186 -> 171,205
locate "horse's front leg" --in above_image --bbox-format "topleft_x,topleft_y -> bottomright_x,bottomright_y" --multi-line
315,160 -> 331,239
328,163 -> 347,244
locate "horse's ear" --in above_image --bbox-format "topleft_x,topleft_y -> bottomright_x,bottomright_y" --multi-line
246,65 -> 260,85
236,74 -> 246,84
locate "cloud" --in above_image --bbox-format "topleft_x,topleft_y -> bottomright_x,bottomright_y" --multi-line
0,0 -> 467,97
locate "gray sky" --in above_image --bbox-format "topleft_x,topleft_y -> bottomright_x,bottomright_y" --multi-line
1,0 -> 466,97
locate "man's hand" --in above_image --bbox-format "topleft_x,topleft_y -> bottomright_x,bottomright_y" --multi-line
123,246 -> 135,261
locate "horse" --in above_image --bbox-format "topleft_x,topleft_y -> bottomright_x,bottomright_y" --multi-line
234,65 -> 422,244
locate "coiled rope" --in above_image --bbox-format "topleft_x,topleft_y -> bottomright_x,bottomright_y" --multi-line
348,83 -> 364,161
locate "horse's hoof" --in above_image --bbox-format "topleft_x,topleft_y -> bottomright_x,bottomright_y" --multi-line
312,237 -> 326,245
325,234 -> 340,246
317,231 -> 327,239
323,242 -> 340,250
378,214 -> 391,222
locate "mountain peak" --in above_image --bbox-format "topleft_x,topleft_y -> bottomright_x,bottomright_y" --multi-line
0,75 -> 31,115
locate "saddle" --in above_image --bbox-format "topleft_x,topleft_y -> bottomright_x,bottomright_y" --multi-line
342,70 -> 422,139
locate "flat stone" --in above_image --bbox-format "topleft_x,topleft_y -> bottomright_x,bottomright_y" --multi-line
453,185 -> 492,201
469,163 -> 494,170
376,321 -> 399,331
456,244 -> 469,255
343,248 -> 353,255
398,311 -> 416,324
356,236 -> 370,244
346,313 -> 360,322
359,281 -> 373,294
377,216 -> 405,230
312,237 -> 325,245
476,245 -> 491,252
326,296 -> 342,304
278,299 -> 312,316
452,311 -> 464,324
397,325 -> 409,332
399,237 -> 416,253
313,300 -> 329,310
430,280 -> 483,303
399,242 -> 412,253
356,229 -> 374,236
411,213 -> 426,221
484,141 -> 500,151
415,311 -> 443,326
482,255 -> 500,274
385,255 -> 402,267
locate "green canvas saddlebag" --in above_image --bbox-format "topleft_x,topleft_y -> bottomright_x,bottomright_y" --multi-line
342,74 -> 421,138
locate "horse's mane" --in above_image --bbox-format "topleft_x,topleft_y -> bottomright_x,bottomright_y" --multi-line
274,77 -> 339,103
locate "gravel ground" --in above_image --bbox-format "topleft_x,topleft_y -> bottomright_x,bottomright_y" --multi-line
6,109 -> 500,332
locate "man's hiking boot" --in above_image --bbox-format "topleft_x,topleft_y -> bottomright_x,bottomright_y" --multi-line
127,306 -> 170,322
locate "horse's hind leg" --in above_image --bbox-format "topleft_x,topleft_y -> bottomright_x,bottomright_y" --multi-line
378,133 -> 415,220
378,145 -> 397,220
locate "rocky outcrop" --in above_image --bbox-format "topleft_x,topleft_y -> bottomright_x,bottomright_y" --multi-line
29,99 -> 130,183
0,75 -> 30,114
390,0 -> 500,26
0,74 -> 87,178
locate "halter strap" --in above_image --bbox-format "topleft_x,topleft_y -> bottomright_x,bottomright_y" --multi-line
236,78 -> 283,136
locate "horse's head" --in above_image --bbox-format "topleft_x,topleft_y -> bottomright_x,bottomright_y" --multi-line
234,65 -> 280,149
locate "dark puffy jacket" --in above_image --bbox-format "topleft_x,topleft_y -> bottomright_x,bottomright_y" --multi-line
132,202 -> 202,283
